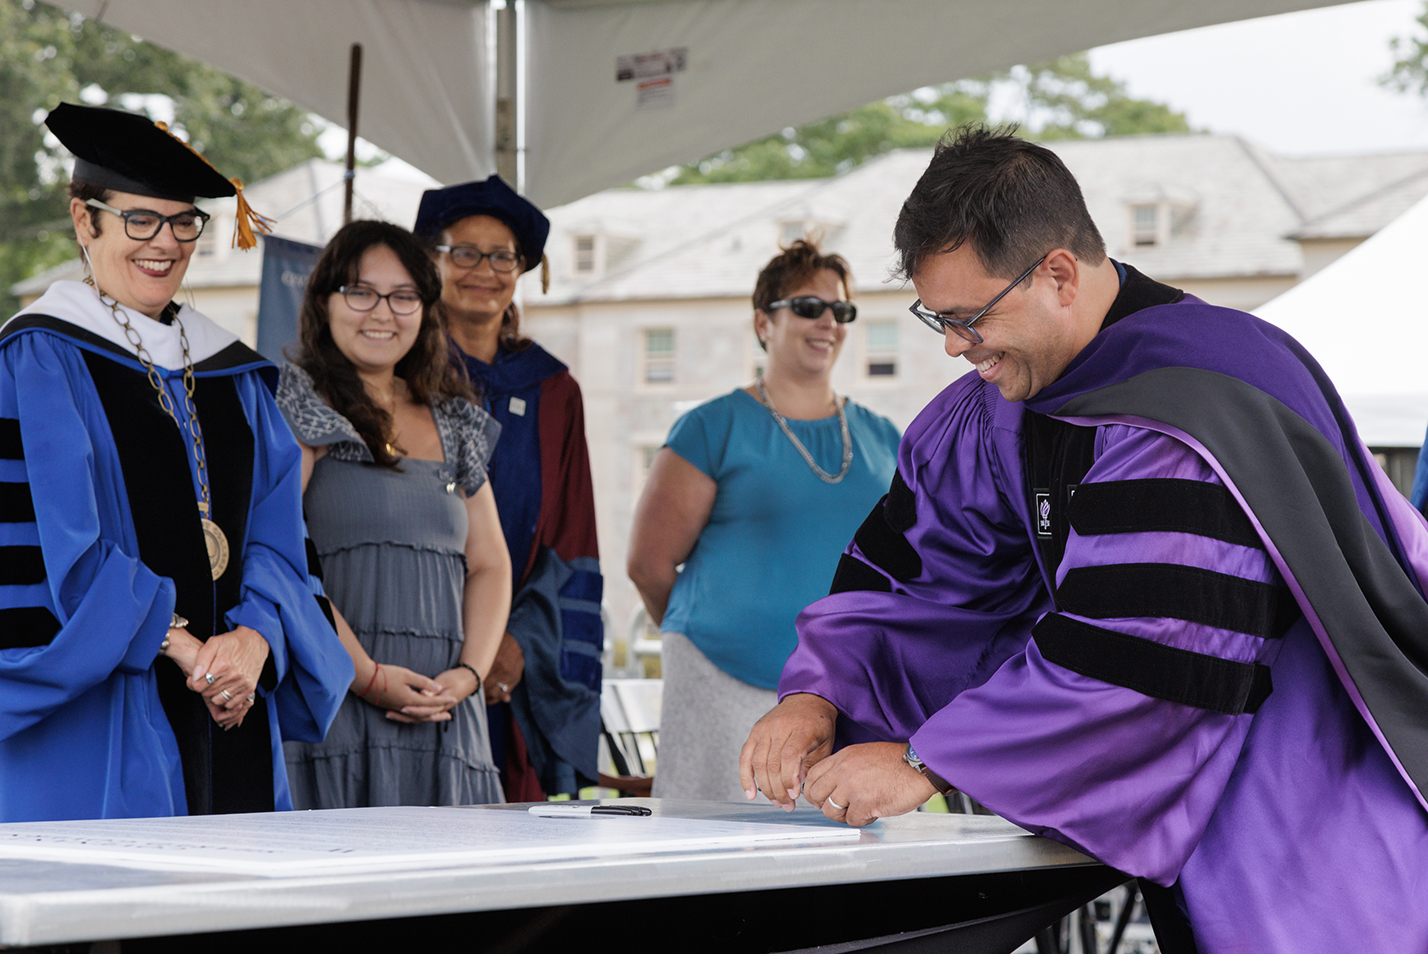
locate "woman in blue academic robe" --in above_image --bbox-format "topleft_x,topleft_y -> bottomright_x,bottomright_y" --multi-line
0,103 -> 352,822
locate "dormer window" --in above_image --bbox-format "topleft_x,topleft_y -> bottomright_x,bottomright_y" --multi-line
1131,204 -> 1159,247
574,235 -> 597,274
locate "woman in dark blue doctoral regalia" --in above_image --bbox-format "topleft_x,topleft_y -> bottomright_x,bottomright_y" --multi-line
415,178 -> 602,800
0,103 -> 352,822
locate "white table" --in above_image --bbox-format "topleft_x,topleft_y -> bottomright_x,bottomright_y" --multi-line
0,800 -> 1121,952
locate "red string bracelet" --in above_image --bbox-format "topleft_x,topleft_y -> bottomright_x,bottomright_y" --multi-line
357,663 -> 382,700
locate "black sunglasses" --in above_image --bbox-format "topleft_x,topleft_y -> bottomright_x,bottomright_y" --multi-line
766,296 -> 857,324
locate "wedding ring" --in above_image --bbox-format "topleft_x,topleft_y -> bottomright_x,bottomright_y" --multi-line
204,673 -> 216,685
497,682 -> 511,693
220,689 -> 232,701
826,797 -> 846,812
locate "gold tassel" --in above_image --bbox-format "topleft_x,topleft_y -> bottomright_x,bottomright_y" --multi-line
153,121 -> 274,250
540,254 -> 550,294
229,178 -> 275,251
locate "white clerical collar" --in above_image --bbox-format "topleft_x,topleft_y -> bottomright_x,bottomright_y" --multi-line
12,280 -> 239,369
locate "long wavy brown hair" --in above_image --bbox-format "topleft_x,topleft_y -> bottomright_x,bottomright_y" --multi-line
296,220 -> 474,468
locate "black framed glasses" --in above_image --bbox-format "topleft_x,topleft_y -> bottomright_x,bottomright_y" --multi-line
909,254 -> 1048,344
434,244 -> 521,272
86,198 -> 211,242
337,284 -> 424,315
767,296 -> 858,324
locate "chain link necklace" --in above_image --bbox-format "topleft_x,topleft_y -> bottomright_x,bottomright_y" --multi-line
756,377 -> 853,484
88,280 -> 229,580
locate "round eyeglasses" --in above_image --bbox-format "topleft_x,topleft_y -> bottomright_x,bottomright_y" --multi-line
766,296 -> 858,324
86,198 -> 211,243
337,285 -> 425,315
434,244 -> 521,272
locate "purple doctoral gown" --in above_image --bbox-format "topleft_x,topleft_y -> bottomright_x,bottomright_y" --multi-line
782,284 -> 1428,954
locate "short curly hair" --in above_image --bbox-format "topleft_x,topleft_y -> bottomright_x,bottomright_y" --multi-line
893,124 -> 1105,282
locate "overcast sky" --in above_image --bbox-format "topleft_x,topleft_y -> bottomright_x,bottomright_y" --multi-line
1087,0 -> 1428,155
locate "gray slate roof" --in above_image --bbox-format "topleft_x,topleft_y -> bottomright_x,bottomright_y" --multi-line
539,133 -> 1428,303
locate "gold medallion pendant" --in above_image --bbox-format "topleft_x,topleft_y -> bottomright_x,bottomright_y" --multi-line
202,517 -> 229,581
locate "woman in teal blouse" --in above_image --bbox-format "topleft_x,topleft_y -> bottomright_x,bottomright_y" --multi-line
628,240 -> 900,801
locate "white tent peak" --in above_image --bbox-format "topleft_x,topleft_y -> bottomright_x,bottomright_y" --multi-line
1256,191 -> 1428,446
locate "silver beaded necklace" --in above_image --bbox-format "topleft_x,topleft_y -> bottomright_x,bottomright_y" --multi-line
756,377 -> 852,484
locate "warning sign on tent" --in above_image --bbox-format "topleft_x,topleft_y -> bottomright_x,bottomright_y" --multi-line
636,77 -> 675,110
617,48 -> 688,82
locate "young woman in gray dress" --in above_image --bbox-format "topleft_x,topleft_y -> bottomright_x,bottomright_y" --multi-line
279,220 -> 510,807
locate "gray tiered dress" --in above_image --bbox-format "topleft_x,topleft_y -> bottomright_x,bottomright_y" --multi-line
277,364 -> 505,808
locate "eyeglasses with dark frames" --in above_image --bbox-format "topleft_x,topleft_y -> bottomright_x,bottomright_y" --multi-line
337,284 -> 425,315
434,244 -> 522,272
85,199 -> 211,243
766,296 -> 858,324
908,253 -> 1048,344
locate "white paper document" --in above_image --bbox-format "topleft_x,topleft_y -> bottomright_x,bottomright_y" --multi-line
0,807 -> 861,876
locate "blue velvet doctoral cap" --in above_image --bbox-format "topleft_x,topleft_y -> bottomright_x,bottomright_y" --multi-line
46,102 -> 238,204
414,175 -> 549,266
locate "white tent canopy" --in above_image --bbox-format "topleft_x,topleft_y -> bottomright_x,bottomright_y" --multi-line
1256,192 -> 1428,447
57,0 -> 1354,207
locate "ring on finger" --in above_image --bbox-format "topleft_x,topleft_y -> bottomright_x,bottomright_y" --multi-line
497,682 -> 511,693
205,673 -> 216,685
826,796 -> 846,812
220,689 -> 233,701
247,693 -> 255,703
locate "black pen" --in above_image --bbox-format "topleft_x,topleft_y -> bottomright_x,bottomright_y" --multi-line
527,805 -> 653,817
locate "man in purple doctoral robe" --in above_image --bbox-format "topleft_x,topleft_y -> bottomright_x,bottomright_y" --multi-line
740,127 -> 1428,954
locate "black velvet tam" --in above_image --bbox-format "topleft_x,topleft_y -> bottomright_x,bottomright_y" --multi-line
414,174 -> 549,264
46,102 -> 238,203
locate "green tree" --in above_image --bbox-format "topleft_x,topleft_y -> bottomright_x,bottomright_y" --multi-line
1384,3 -> 1428,96
670,53 -> 1190,186
0,0 -> 324,313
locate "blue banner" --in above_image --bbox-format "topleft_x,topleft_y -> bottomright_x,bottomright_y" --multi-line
256,235 -> 324,363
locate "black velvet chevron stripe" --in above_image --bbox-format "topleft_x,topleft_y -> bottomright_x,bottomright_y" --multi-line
0,606 -> 61,649
0,482 -> 34,523
1059,562 -> 1299,639
1033,612 -> 1273,715
1068,478 -> 1262,548
884,470 -> 917,533
0,419 -> 20,460
305,535 -> 325,582
313,593 -> 336,632
0,546 -> 45,586
829,553 -> 891,595
853,495 -> 922,581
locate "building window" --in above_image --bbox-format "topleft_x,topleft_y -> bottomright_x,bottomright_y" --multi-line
574,235 -> 597,274
866,320 -> 898,377
643,328 -> 675,384
196,218 -> 221,258
1131,204 -> 1159,247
